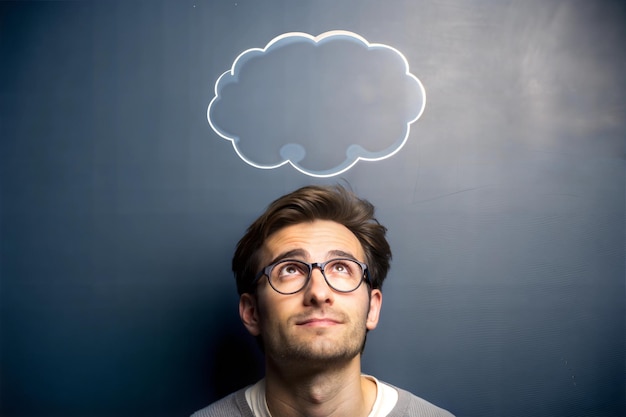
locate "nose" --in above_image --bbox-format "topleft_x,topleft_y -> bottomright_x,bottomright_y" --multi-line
303,266 -> 334,306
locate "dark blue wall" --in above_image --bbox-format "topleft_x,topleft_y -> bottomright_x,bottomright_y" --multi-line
1,1 -> 624,416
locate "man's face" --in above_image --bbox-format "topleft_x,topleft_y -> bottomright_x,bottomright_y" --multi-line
239,220 -> 382,367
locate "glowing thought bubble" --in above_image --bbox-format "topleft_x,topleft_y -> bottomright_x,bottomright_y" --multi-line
208,30 -> 426,177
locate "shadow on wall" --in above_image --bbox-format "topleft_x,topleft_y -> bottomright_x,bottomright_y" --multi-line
205,303 -> 264,402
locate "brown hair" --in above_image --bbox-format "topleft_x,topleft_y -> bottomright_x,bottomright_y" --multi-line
232,184 -> 392,295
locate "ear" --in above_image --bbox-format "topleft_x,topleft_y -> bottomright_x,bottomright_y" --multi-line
366,289 -> 382,331
239,293 -> 261,336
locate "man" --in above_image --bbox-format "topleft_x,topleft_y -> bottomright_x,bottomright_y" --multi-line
192,184 -> 454,417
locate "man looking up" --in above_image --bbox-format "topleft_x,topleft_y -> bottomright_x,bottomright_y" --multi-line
192,184 -> 454,417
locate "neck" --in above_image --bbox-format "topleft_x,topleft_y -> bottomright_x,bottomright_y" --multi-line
263,356 -> 377,417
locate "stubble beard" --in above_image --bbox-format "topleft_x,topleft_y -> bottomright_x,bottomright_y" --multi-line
264,314 -> 368,368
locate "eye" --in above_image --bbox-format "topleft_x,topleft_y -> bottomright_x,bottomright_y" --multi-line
283,264 -> 300,275
328,259 -> 357,276
275,261 -> 308,279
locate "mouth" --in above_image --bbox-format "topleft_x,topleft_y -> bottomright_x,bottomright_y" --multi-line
296,317 -> 342,327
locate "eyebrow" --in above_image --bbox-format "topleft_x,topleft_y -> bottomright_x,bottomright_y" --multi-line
327,249 -> 358,260
269,249 -> 359,264
269,249 -> 308,265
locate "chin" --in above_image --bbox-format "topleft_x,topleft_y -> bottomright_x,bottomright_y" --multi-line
283,339 -> 362,363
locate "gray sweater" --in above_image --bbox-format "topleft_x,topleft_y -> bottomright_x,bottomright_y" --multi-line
191,382 -> 454,417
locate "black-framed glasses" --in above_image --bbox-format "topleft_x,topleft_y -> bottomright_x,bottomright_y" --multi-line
253,258 -> 370,295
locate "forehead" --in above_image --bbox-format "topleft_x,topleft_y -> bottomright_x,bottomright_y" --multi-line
263,220 -> 364,261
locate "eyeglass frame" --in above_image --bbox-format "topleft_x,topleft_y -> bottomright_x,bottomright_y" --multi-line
252,257 -> 371,295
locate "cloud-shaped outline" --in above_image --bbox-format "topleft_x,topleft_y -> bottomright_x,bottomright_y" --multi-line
207,30 -> 426,178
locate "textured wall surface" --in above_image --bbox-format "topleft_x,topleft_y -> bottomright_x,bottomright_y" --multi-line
1,1 -> 624,416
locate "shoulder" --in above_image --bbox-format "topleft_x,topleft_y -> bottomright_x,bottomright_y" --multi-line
190,388 -> 253,417
384,383 -> 455,417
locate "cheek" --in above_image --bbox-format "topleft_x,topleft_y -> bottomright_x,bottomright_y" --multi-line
340,293 -> 372,323
256,292 -> 292,325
